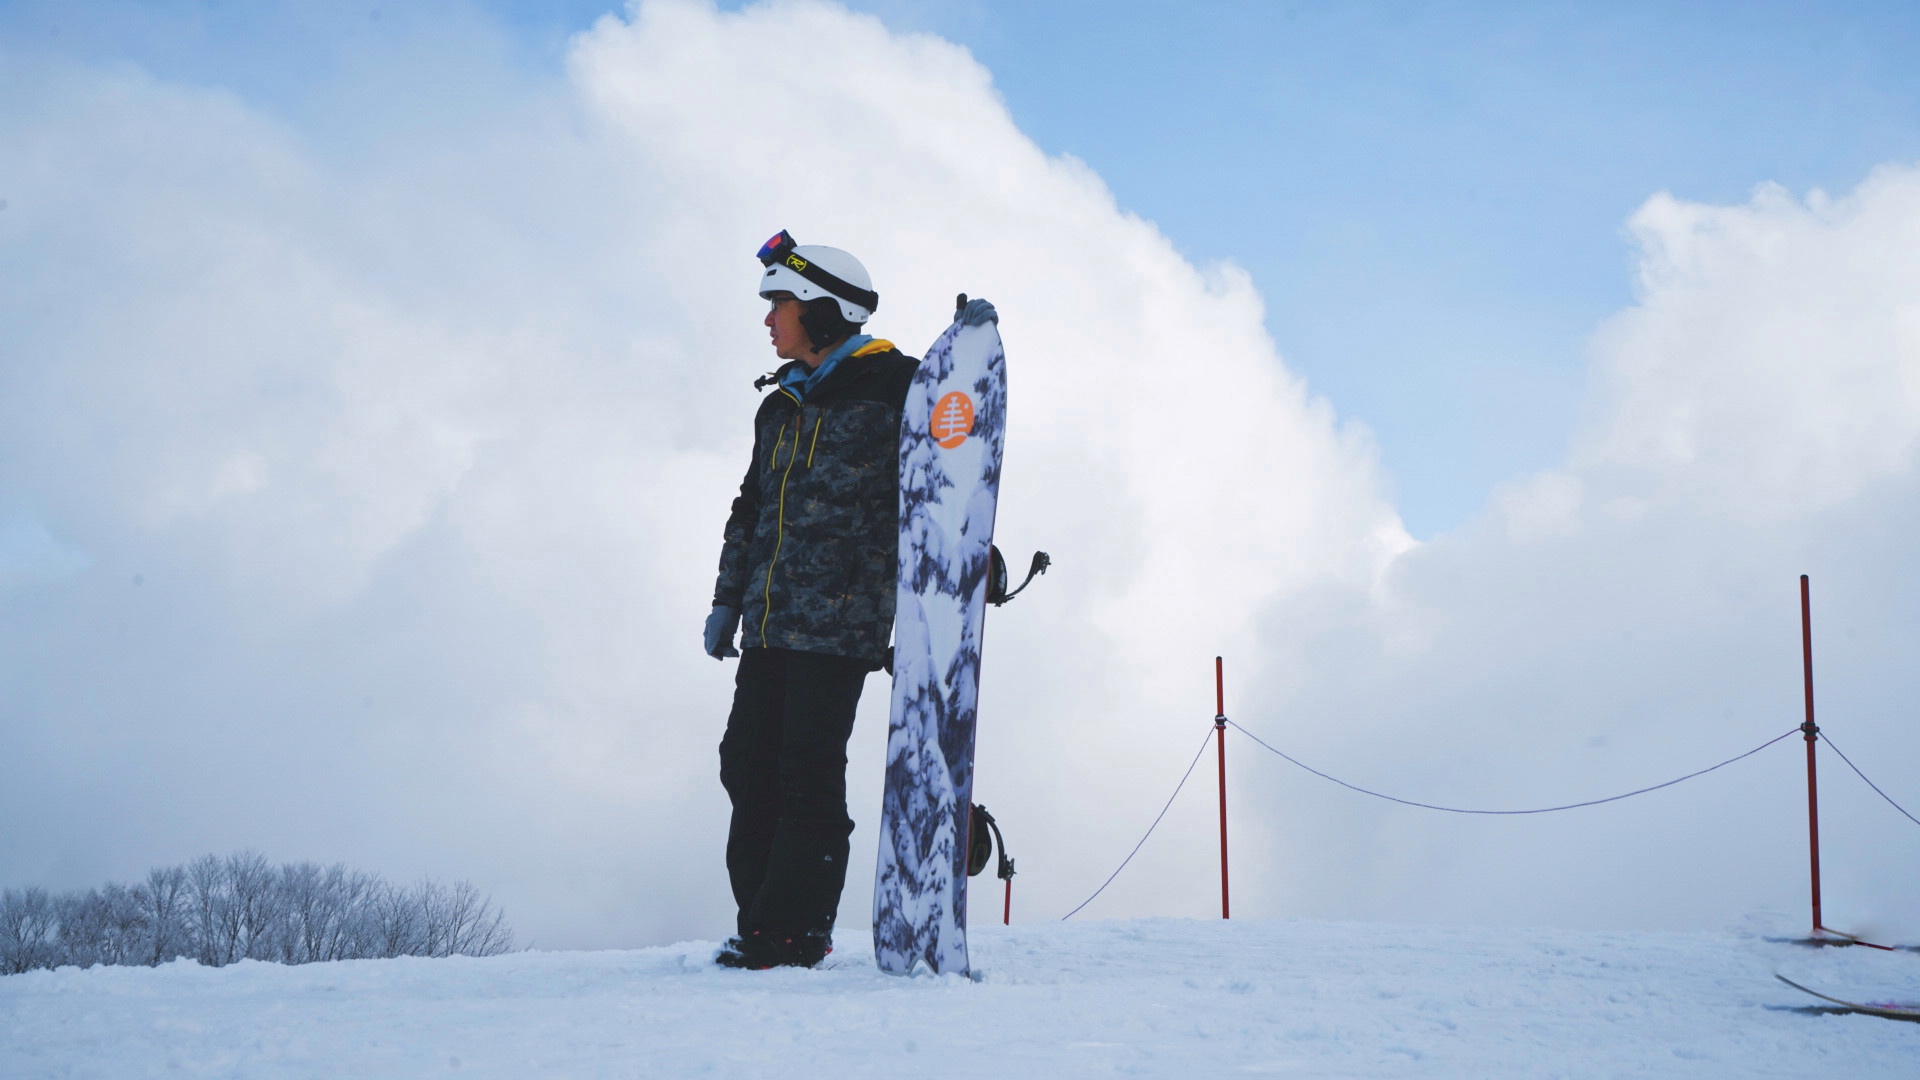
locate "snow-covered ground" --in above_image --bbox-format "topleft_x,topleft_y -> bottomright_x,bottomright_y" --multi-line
3,916 -> 1915,1077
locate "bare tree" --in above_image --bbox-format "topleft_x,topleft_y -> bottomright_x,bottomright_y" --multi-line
278,862 -> 379,964
441,880 -> 514,958
1,853 -> 515,975
135,866 -> 190,966
0,887 -> 59,975
56,885 -> 149,968
187,853 -> 238,967
371,881 -> 424,959
321,867 -> 381,962
226,851 -> 283,962
276,861 -> 326,965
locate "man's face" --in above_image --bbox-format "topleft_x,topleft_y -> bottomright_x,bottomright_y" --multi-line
764,294 -> 816,364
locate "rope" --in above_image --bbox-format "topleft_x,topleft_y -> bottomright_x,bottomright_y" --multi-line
1819,731 -> 1920,828
1054,719 -> 1909,918
1224,718 -> 1800,815
1060,725 -> 1215,921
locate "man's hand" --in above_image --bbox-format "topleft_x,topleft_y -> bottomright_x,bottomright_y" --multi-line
960,297 -> 998,327
704,605 -> 742,659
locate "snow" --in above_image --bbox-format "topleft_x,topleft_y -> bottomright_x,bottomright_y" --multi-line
3,916 -> 1915,1077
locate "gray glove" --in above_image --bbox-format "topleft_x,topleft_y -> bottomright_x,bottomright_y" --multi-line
704,605 -> 741,660
960,297 -> 998,327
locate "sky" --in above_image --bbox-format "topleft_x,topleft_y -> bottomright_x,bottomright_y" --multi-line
868,0 -> 1920,536
3,0 -> 1919,950
8,2 -> 1920,534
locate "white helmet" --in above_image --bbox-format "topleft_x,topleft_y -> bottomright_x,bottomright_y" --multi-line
754,229 -> 877,323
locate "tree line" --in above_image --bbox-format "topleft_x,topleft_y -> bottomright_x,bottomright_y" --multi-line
0,851 -> 514,975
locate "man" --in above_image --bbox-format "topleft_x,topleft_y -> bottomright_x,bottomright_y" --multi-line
704,230 -> 996,969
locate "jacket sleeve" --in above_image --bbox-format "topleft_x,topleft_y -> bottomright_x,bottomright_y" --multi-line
712,417 -> 762,610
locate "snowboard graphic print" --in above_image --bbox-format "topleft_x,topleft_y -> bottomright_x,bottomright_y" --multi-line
872,315 -> 1006,977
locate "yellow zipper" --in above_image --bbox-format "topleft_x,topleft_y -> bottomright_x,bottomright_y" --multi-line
806,413 -> 824,466
759,407 -> 804,642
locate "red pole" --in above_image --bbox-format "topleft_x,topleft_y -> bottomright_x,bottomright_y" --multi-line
1003,878 -> 1012,926
1800,574 -> 1823,935
1215,656 -> 1230,920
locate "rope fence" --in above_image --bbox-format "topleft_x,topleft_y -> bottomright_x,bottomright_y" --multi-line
1818,730 -> 1920,828
1062,717 -> 1916,920
1057,579 -> 1916,935
1225,719 -> 1802,815
1060,726 -> 1215,921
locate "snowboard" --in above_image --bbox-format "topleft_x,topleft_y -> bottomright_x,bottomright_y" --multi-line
872,311 -> 1006,977
1776,975 -> 1920,1021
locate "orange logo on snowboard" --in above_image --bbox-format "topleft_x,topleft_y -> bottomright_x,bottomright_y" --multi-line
931,391 -> 975,449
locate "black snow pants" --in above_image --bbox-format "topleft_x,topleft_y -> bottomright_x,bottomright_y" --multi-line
718,646 -> 869,939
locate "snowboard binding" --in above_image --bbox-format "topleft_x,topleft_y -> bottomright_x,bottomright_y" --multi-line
966,804 -> 1015,884
987,546 -> 1050,606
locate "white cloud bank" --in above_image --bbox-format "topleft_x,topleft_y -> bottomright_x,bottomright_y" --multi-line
2,0 -> 1916,947
1244,164 -> 1920,938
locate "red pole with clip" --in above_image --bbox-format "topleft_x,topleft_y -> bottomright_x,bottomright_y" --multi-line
1215,656 -> 1230,920
1800,575 -> 1823,936
1797,576 -> 1893,950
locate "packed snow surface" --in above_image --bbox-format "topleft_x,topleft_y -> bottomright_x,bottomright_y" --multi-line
4,916 -> 1915,1077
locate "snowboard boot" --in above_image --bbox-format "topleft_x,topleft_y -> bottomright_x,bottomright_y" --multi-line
714,930 -> 832,970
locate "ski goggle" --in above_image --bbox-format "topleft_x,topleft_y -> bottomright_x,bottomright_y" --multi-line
756,229 -> 799,267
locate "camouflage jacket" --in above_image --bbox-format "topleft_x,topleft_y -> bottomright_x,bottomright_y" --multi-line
714,341 -> 918,665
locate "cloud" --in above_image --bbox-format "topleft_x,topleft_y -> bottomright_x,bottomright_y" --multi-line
1581,171 -> 1920,519
1240,168 -> 1920,937
4,0 -> 1916,949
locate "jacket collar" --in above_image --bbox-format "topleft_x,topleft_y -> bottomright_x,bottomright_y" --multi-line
781,334 -> 871,400
772,339 -> 893,404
